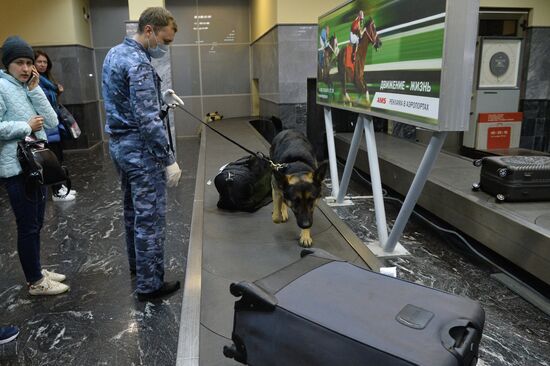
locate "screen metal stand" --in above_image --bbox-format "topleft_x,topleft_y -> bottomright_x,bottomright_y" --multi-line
323,107 -> 341,199
383,131 -> 447,253
324,109 -> 408,256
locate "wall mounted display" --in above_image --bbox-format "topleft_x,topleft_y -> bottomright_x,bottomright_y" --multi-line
478,38 -> 522,89
317,0 -> 479,131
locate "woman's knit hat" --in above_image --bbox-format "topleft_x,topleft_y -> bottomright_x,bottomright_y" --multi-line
2,36 -> 34,67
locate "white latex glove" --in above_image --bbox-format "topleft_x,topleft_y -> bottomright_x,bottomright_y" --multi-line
166,162 -> 182,188
162,89 -> 184,109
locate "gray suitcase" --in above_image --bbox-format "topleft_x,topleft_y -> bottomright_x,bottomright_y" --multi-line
224,249 -> 485,366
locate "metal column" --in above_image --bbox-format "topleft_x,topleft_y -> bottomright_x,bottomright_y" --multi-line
383,131 -> 448,252
361,115 -> 389,247
336,114 -> 389,248
336,115 -> 364,203
324,107 -> 340,198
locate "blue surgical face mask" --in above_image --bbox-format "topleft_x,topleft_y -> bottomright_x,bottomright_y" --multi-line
147,31 -> 168,59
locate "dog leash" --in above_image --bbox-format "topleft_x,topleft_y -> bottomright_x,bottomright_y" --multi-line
173,104 -> 287,171
160,106 -> 176,154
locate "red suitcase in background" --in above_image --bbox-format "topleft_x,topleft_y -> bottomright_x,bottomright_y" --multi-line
473,156 -> 550,202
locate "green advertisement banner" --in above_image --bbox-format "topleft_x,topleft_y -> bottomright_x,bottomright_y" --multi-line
317,0 -> 447,126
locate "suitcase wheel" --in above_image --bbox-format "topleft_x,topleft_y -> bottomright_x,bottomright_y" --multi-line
496,194 -> 505,202
471,182 -> 481,191
223,344 -> 247,363
223,336 -> 247,363
497,168 -> 509,177
223,344 -> 237,358
473,159 -> 482,167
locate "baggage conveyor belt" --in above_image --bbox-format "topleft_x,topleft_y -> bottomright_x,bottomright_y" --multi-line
176,118 -> 381,366
334,132 -> 550,287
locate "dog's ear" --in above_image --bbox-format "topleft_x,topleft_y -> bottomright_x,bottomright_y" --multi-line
314,161 -> 329,184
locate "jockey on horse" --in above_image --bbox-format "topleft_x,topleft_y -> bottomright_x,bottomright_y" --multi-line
350,10 -> 365,63
320,25 -> 330,51
319,25 -> 338,81
319,25 -> 334,66
337,13 -> 382,106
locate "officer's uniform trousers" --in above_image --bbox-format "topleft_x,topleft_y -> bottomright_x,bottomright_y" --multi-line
109,134 -> 166,293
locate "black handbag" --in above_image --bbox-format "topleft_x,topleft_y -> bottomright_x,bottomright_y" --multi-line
57,104 -> 81,139
214,155 -> 272,212
17,138 -> 71,196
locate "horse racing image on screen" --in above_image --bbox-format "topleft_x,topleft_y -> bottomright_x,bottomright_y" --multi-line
317,0 -> 448,127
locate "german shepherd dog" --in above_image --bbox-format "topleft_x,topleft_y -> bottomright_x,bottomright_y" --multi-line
270,130 -> 328,247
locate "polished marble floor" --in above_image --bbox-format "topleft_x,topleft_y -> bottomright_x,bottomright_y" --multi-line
326,169 -> 550,366
1,132 -> 549,366
0,137 -> 199,365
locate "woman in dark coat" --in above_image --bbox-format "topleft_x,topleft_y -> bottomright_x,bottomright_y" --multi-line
34,49 -> 76,201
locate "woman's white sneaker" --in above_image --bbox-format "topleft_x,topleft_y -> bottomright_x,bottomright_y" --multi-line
28,276 -> 69,296
41,269 -> 66,282
58,185 -> 77,196
52,192 -> 76,202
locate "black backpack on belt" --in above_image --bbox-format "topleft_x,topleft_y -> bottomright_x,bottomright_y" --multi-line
214,155 -> 272,212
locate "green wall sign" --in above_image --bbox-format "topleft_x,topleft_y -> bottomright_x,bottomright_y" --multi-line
317,0 -> 480,131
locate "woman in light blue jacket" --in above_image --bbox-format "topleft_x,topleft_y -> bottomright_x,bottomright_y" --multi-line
0,36 -> 69,296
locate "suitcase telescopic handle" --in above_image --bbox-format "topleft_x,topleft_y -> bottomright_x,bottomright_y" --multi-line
440,319 -> 478,359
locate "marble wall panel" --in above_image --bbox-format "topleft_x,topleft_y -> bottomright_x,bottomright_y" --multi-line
519,99 -> 550,152
77,47 -> 99,103
194,0 -> 250,44
203,94 -> 251,119
520,135 -> 534,150
173,96 -> 203,136
259,98 -> 280,121
94,48 -> 109,99
525,28 -> 550,100
171,45 -> 201,96
533,136 -> 545,151
526,80 -> 550,101
90,0 -> 128,49
252,28 -> 279,101
280,103 -> 308,134
279,81 -> 306,105
200,44 -> 250,95
44,46 -> 98,104
35,45 -> 100,149
253,25 -> 317,126
52,49 -> 81,104
171,94 -> 252,137
63,101 -> 102,150
166,0 -> 200,45
166,0 -> 252,136
278,25 -> 317,104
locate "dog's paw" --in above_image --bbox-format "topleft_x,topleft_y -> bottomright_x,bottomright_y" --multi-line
299,236 -> 313,247
272,212 -> 283,224
281,208 -> 289,222
299,230 -> 313,247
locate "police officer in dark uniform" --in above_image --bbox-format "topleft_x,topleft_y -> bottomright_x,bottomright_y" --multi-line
102,7 -> 182,301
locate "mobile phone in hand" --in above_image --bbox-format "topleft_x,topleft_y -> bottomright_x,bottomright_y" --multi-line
28,66 -> 38,83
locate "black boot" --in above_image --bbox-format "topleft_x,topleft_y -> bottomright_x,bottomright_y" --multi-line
137,281 -> 181,301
